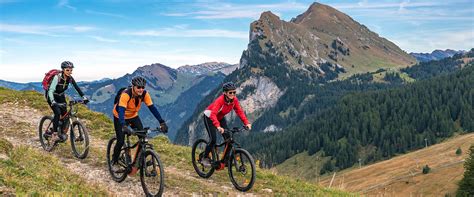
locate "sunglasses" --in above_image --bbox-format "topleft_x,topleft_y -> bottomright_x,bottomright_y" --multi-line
227,91 -> 236,95
64,69 -> 73,72
135,86 -> 145,89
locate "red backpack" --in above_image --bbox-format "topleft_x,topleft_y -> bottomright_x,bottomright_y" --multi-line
42,69 -> 60,91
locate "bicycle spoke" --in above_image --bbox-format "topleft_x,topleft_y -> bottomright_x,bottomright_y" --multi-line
228,149 -> 255,192
70,121 -> 89,159
140,150 -> 163,196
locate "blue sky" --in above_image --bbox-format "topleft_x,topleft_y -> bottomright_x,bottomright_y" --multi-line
0,0 -> 473,82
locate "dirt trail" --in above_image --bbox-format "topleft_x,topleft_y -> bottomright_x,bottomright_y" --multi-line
0,103 -> 254,196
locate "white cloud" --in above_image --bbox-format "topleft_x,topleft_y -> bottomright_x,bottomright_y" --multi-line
162,2 -> 307,19
121,27 -> 247,39
85,10 -> 127,19
88,35 -> 119,43
336,1 -> 442,9
0,23 -> 96,36
335,1 -> 473,22
391,29 -> 474,52
57,0 -> 77,11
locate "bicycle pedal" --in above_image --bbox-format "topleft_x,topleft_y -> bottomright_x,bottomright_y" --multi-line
216,162 -> 225,171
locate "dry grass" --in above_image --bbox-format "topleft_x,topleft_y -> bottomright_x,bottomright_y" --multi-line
318,133 -> 474,196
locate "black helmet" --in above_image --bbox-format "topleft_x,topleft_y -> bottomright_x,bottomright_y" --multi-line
222,82 -> 236,92
61,61 -> 74,69
131,76 -> 147,87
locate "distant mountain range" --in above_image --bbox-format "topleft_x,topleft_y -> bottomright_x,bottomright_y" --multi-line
0,62 -> 235,140
177,62 -> 238,75
410,49 -> 465,62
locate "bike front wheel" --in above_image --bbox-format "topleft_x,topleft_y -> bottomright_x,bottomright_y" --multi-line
38,116 -> 56,152
191,139 -> 215,178
106,137 -> 128,183
70,120 -> 89,159
228,148 -> 256,192
140,150 -> 164,197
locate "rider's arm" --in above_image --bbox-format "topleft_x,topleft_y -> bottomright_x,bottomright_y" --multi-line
144,92 -> 165,123
70,77 -> 85,97
47,75 -> 59,103
117,92 -> 130,125
209,96 -> 224,128
233,98 -> 249,125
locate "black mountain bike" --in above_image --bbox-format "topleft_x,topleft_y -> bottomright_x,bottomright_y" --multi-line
106,127 -> 165,197
38,100 -> 90,159
192,127 -> 256,192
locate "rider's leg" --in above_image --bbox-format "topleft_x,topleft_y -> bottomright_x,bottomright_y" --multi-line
112,117 -> 125,164
203,116 -> 217,158
56,95 -> 67,140
127,116 -> 144,131
46,96 -> 61,134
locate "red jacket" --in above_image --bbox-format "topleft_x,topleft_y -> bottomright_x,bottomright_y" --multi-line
204,95 -> 249,128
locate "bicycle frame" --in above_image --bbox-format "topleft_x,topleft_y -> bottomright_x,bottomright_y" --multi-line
44,100 -> 83,134
211,128 -> 244,169
122,129 -> 158,175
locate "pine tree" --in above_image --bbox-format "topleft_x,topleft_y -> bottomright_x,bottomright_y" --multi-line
457,145 -> 474,196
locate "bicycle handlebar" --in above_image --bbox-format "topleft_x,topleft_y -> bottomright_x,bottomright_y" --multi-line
69,100 -> 87,105
127,127 -> 163,139
224,126 -> 249,134
56,100 -> 88,108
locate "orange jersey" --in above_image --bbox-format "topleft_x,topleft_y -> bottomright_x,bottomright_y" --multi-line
113,91 -> 153,119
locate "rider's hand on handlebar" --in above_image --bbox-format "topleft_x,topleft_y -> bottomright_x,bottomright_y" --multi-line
217,127 -> 224,134
121,125 -> 131,134
159,122 -> 168,133
82,96 -> 90,104
245,124 -> 252,130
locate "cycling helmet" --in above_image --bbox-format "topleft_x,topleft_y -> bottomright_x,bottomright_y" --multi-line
131,76 -> 147,87
61,61 -> 74,69
222,82 -> 236,92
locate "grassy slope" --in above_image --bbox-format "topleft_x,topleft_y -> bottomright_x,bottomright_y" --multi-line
0,87 -> 351,196
0,138 -> 108,196
276,132 -> 473,196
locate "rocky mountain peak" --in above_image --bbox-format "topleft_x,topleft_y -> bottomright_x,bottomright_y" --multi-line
132,63 -> 177,89
177,62 -> 238,75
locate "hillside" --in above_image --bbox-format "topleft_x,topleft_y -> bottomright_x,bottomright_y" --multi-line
316,133 -> 474,196
0,87 -> 350,196
242,61 -> 473,168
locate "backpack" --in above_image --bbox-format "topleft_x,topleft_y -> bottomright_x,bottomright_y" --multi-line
113,86 -> 147,109
42,69 -> 60,91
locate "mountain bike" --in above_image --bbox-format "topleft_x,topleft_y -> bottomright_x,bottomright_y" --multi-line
191,126 -> 256,192
106,127 -> 165,197
38,100 -> 90,159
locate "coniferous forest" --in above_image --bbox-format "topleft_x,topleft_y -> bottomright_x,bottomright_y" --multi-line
241,62 -> 473,172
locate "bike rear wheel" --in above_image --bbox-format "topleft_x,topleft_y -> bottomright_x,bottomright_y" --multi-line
191,139 -> 215,178
38,116 -> 56,152
228,148 -> 256,192
70,120 -> 89,159
140,150 -> 164,197
106,137 -> 128,182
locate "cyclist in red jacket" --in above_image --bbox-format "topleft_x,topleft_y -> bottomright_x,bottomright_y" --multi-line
201,82 -> 252,166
